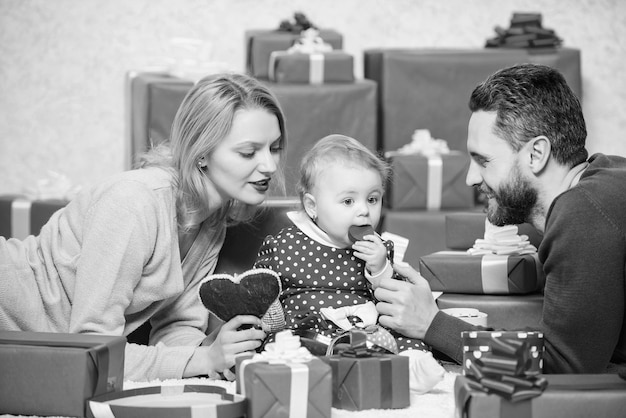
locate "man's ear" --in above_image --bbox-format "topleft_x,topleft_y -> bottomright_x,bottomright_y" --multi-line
528,136 -> 551,174
303,193 -> 317,220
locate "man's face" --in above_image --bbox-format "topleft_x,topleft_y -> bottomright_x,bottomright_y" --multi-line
466,111 -> 538,226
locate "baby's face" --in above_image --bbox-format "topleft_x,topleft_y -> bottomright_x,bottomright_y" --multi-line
311,163 -> 384,247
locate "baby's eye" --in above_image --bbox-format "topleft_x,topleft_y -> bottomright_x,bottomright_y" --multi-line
368,196 -> 380,205
342,198 -> 354,206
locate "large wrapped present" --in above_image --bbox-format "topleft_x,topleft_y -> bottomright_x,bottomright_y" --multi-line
126,72 -> 376,197
0,331 -> 125,417
320,331 -> 410,411
381,209 -> 452,266
437,293 -> 543,330
246,29 -> 342,79
455,374 -> 626,418
269,50 -> 354,84
236,331 -> 332,418
420,251 -> 543,294
363,48 -> 582,153
386,151 -> 474,210
0,195 -> 69,239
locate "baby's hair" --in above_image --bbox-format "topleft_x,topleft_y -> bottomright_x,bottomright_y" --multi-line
297,134 -> 390,202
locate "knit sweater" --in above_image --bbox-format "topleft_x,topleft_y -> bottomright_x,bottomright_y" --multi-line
0,167 -> 225,381
425,153 -> 626,373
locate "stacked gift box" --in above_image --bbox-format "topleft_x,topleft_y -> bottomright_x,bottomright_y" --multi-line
455,330 -> 626,417
423,212 -> 546,330
0,195 -> 69,240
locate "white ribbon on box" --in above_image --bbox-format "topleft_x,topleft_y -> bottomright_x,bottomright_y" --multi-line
238,330 -> 312,418
268,28 -> 332,84
10,199 -> 31,240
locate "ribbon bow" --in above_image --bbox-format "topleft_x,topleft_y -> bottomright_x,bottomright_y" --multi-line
327,329 -> 392,357
466,335 -> 547,402
287,28 -> 333,54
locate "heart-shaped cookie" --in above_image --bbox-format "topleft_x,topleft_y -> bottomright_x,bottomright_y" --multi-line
198,268 -> 282,322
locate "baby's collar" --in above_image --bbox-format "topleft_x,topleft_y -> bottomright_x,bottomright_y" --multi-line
287,210 -> 346,249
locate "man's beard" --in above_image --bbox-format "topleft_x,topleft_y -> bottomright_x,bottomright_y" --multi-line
481,166 -> 538,226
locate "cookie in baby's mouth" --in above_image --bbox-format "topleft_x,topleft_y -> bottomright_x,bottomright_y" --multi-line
348,225 -> 376,243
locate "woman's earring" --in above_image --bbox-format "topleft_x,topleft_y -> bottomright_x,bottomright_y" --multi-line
197,158 -> 206,171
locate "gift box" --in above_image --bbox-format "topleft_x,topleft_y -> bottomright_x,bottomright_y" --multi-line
236,356 -> 332,418
364,48 -> 582,153
321,350 -> 410,411
0,195 -> 69,239
246,29 -> 342,79
462,331 -> 544,379
0,331 -> 125,417
445,212 -> 544,250
386,152 -> 474,210
455,374 -> 626,418
437,293 -> 544,330
87,385 -> 246,418
269,50 -> 354,84
419,250 -> 544,294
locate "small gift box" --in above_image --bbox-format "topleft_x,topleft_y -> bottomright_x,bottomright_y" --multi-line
455,374 -> 626,418
0,331 -> 125,417
462,331 -> 544,379
269,51 -> 354,84
236,330 -> 332,418
245,29 -> 342,79
386,151 -> 474,210
320,331 -> 410,411
419,251 -> 543,294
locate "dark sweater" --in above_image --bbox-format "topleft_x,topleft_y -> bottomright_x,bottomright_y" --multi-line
425,153 -> 626,373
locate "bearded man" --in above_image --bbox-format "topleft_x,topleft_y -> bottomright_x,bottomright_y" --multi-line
375,63 -> 626,374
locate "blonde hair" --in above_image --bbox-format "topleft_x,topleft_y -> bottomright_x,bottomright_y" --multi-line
138,73 -> 287,230
297,134 -> 390,205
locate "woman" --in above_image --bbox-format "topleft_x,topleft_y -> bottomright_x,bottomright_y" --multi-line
0,73 -> 287,381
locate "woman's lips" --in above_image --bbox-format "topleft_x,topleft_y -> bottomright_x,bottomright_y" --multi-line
250,178 -> 270,192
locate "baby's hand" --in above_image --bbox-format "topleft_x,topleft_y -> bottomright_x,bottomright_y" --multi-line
352,233 -> 387,276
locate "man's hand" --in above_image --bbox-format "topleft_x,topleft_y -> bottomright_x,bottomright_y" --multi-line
374,262 -> 439,340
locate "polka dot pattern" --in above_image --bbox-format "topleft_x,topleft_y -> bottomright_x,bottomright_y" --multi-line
255,225 -> 429,352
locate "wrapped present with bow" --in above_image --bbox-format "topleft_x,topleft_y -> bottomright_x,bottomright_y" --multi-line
485,12 -> 563,49
420,219 -> 545,294
320,330 -> 411,411
385,129 -> 474,210
245,12 -> 342,79
462,331 -> 545,397
236,330 -> 332,418
268,29 -> 354,84
456,372 -> 626,417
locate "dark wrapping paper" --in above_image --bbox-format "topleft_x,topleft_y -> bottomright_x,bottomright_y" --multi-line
381,209 -> 453,266
0,331 -> 125,417
321,354 -> 410,411
445,212 -> 544,251
87,385 -> 246,418
0,195 -> 68,239
419,251 -> 544,294
455,374 -> 626,418
269,51 -> 354,84
236,356 -> 332,418
363,48 -> 582,153
246,29 -> 343,79
436,293 -> 543,330
127,73 -> 376,197
386,152 -> 474,210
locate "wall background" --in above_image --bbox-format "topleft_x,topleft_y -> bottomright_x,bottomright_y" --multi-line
1,0 -> 625,194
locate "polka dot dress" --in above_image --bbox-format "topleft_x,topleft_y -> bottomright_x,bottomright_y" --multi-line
255,225 -> 428,352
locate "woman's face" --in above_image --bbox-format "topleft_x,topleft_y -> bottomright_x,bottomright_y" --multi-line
206,108 -> 282,206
